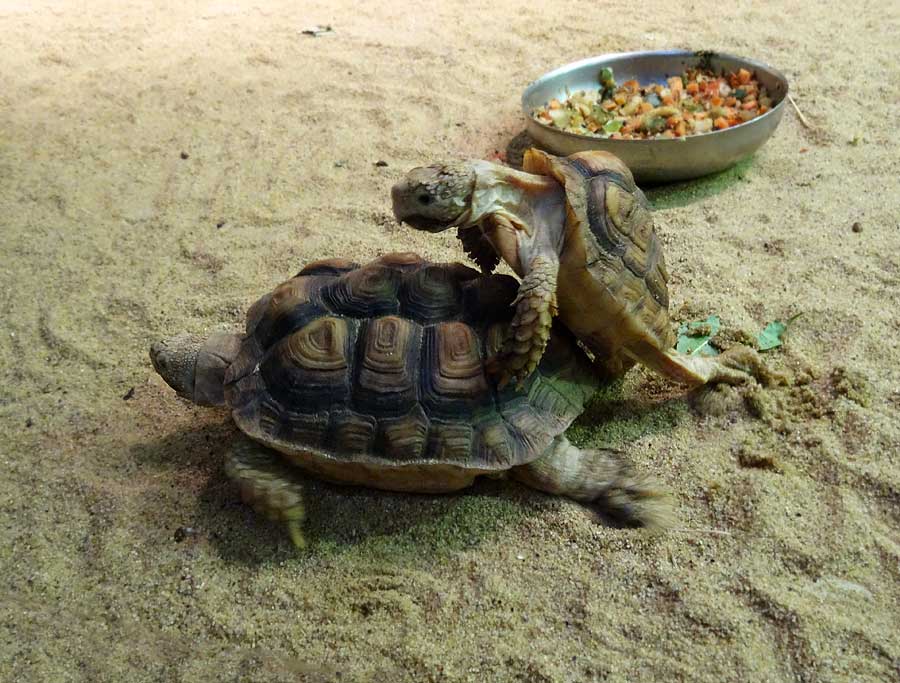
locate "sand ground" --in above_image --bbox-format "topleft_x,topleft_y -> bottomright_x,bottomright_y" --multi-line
2,1 -> 899,681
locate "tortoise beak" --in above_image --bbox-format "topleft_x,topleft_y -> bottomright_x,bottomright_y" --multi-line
391,181 -> 460,233
390,180 -> 416,225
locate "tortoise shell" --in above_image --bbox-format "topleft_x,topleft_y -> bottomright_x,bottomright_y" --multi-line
223,253 -> 597,492
524,150 -> 676,359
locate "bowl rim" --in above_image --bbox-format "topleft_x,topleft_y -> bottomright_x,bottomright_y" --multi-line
521,49 -> 790,146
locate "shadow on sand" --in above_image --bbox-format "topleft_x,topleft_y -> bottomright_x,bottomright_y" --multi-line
130,420 -> 553,565
129,393 -> 681,565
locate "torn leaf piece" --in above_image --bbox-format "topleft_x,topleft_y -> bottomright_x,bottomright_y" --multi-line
676,315 -> 721,357
757,313 -> 801,351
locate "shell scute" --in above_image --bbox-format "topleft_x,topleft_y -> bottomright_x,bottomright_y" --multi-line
377,405 -> 429,461
473,416 -> 516,468
354,316 -> 421,417
399,264 -> 463,323
371,251 -> 426,270
501,400 -> 555,461
260,316 -> 356,412
254,276 -> 330,349
282,410 -> 330,448
426,421 -> 474,463
295,257 -> 360,277
328,410 -> 377,456
320,263 -> 402,317
421,322 -> 490,418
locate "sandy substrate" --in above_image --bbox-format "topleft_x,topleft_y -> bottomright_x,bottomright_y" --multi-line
2,1 -> 899,681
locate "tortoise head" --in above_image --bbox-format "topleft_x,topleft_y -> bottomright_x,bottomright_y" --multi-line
391,162 -> 476,232
151,331 -> 242,406
150,332 -> 203,402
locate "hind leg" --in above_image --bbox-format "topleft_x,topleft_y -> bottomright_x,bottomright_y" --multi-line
511,436 -> 671,528
224,436 -> 307,548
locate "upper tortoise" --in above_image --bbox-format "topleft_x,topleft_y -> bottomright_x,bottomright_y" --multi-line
151,253 -> 667,546
392,149 -> 771,387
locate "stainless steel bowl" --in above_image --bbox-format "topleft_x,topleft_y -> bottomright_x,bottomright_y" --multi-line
521,50 -> 789,184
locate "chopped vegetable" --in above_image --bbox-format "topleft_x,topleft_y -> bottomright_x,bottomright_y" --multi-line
533,66 -> 772,140
603,118 -> 623,134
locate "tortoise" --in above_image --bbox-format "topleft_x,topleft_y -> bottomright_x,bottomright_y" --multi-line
391,148 -> 770,388
150,253 -> 668,547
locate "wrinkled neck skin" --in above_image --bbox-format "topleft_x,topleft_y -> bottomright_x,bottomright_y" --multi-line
456,161 -> 566,275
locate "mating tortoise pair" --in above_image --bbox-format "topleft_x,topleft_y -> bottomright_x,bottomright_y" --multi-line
152,149 -> 768,546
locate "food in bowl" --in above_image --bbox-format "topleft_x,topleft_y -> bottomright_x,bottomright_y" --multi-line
532,66 -> 773,140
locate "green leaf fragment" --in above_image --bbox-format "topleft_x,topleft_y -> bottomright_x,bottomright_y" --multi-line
598,68 -> 616,99
603,118 -> 623,134
757,313 -> 802,351
676,315 -> 721,356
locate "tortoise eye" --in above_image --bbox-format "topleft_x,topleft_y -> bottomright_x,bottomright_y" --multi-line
418,194 -> 432,205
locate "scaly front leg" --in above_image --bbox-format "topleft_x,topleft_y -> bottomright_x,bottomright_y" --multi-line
224,435 -> 307,548
488,253 -> 559,389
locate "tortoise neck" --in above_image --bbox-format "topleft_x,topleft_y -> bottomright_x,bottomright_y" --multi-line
461,161 -> 559,230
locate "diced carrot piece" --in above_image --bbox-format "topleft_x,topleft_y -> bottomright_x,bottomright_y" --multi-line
620,124 -> 633,134
759,105 -> 769,114
714,117 -> 729,130
738,68 -> 751,84
686,82 -> 700,94
675,120 -> 687,137
725,96 -> 737,107
741,99 -> 758,110
666,115 -> 682,129
710,96 -> 723,107
661,95 -> 675,106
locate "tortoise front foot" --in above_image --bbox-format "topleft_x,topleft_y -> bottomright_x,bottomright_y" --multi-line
224,436 -> 307,548
487,256 -> 559,389
649,345 -> 787,388
691,344 -> 789,387
712,344 -> 788,386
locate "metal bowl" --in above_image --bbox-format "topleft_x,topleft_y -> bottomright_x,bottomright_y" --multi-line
521,50 -> 789,184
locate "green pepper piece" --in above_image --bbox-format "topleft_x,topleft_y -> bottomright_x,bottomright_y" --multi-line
603,118 -> 623,134
598,67 -> 616,99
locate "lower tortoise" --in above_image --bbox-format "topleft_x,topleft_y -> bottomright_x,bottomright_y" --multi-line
150,253 -> 668,546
